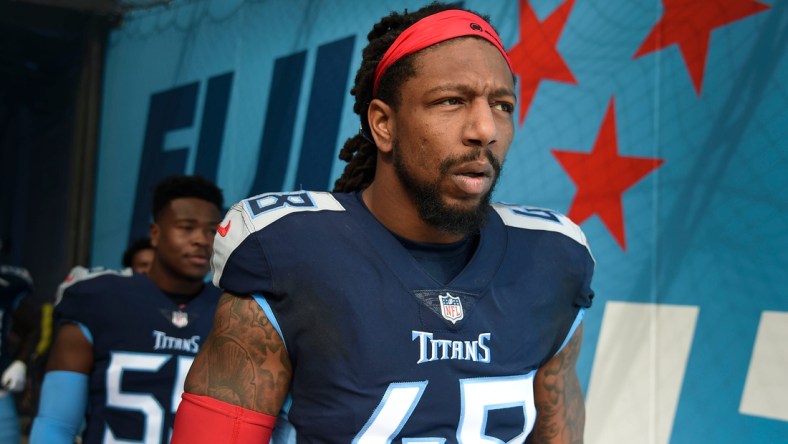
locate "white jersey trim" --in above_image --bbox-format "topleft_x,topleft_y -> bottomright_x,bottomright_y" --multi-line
492,203 -> 594,260
55,266 -> 132,306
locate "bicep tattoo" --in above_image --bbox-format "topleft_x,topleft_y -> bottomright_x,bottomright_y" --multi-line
528,324 -> 585,444
185,293 -> 292,415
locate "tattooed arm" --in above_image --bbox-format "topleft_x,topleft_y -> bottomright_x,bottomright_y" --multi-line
526,323 -> 585,444
184,292 -> 292,415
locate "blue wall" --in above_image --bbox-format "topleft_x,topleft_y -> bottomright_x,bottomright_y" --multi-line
93,1 -> 788,441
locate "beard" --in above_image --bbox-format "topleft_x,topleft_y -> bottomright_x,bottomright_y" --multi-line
393,140 -> 503,236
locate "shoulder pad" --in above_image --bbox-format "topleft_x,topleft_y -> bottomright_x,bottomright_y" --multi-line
55,266 -> 132,305
217,190 -> 344,245
243,191 -> 344,227
0,265 -> 33,287
492,203 -> 593,255
212,191 -> 344,285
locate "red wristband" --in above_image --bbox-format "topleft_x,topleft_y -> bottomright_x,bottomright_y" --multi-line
171,393 -> 276,444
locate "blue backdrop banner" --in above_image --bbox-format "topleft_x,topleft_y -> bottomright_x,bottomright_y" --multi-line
94,1 -> 788,442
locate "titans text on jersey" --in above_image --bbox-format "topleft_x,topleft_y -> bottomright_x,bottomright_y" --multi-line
212,191 -> 594,443
413,330 -> 491,364
152,331 -> 201,353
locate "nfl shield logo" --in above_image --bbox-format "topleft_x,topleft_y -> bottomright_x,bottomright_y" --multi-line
439,293 -> 464,324
171,311 -> 189,328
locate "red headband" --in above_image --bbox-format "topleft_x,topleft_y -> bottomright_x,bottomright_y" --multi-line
372,10 -> 512,95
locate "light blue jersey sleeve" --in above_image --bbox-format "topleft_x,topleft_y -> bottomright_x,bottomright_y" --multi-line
30,371 -> 88,444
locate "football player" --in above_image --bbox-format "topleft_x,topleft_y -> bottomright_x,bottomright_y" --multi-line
174,3 -> 595,443
122,237 -> 155,274
0,242 -> 36,444
31,176 -> 224,444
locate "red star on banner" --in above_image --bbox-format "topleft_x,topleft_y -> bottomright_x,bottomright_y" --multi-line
507,0 -> 577,125
552,99 -> 664,251
634,0 -> 770,94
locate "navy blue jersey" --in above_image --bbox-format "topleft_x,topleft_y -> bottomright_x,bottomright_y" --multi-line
212,191 -> 594,443
56,272 -> 221,444
0,265 -> 34,372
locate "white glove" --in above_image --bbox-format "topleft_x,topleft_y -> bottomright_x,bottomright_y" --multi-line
1,360 -> 26,392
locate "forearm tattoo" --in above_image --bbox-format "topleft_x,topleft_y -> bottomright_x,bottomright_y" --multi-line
527,325 -> 585,444
185,293 -> 292,415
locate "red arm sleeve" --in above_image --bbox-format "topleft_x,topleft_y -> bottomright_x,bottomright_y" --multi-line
171,393 -> 276,444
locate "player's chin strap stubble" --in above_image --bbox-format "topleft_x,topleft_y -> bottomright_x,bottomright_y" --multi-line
372,9 -> 513,95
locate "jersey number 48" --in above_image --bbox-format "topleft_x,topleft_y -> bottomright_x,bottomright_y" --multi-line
354,371 -> 537,443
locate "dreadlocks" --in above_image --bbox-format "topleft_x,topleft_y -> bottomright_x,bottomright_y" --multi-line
333,2 -> 492,193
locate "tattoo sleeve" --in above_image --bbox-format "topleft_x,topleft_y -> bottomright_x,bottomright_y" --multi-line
527,323 -> 585,444
184,292 -> 292,415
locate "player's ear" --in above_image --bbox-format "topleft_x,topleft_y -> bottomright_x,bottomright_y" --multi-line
149,222 -> 160,248
368,99 -> 395,154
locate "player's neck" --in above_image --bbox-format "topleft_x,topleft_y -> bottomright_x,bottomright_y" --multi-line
147,263 -> 204,296
362,182 -> 466,244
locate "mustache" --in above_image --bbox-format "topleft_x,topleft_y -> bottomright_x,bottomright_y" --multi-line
439,148 -> 502,176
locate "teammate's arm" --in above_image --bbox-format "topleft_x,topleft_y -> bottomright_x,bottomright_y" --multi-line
171,292 -> 291,443
1,299 -> 39,391
43,323 -> 94,373
9,297 -> 41,361
527,323 -> 585,444
30,323 -> 94,444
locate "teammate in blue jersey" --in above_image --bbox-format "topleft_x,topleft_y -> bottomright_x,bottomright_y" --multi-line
0,241 -> 37,444
30,175 -> 224,444
173,3 -> 594,443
